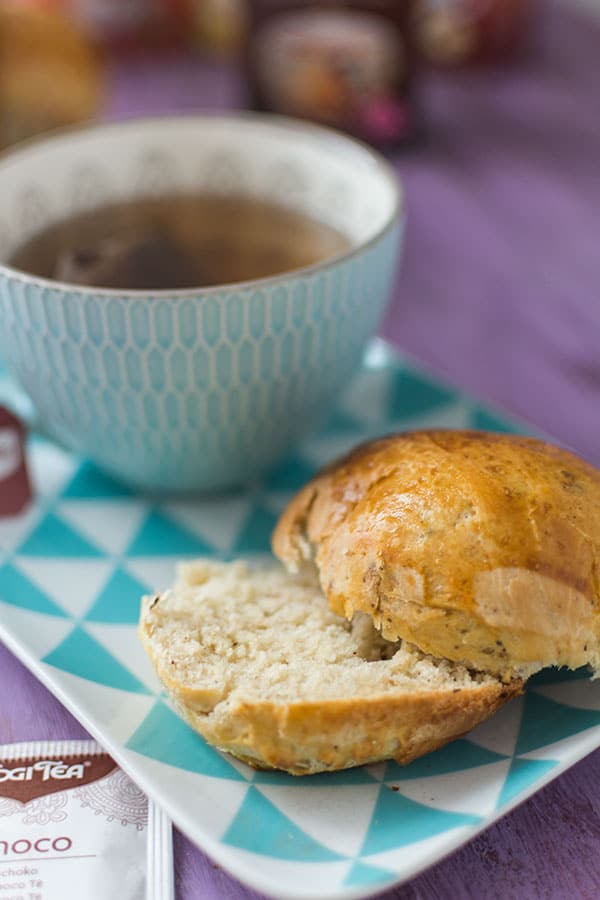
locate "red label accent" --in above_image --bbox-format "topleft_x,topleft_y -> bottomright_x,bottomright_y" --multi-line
0,407 -> 32,517
0,753 -> 118,803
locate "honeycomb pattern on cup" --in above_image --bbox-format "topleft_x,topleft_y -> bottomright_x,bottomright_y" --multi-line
0,217 -> 401,491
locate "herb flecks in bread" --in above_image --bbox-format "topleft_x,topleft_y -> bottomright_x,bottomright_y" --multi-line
140,560 -> 520,775
273,430 -> 600,678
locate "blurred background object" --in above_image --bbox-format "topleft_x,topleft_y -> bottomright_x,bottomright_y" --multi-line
69,0 -> 192,51
0,0 -> 540,151
415,0 -> 532,66
0,0 -> 102,149
246,0 -> 416,147
192,0 -> 245,55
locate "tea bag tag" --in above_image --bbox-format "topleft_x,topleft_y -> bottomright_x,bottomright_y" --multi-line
0,405 -> 32,516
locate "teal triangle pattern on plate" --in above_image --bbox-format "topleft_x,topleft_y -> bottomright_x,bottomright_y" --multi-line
527,666 -> 591,687
85,567 -> 150,624
469,406 -> 525,435
0,563 -> 68,617
496,758 -> 559,808
43,625 -> 150,694
319,408 -> 364,435
3,340 -> 600,898
61,461 -> 133,499
388,368 -> 457,420
265,456 -> 317,491
127,509 -> 217,557
515,692 -> 600,754
223,786 -> 346,861
231,504 -> 278,554
361,786 -> 481,854
126,700 -> 246,781
383,739 -> 509,781
253,767 -> 379,787
343,860 -> 396,888
19,513 -> 106,558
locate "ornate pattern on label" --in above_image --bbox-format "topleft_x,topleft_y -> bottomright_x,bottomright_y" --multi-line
22,793 -> 68,825
74,769 -> 147,830
0,793 -> 68,824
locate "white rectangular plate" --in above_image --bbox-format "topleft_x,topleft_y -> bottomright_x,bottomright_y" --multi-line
1,340 -> 599,900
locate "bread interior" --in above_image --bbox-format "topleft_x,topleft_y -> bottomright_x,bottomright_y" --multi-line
143,560 -> 502,705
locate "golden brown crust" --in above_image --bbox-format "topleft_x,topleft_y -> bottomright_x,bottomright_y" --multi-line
139,576 -> 522,775
273,430 -> 600,676
147,657 -> 520,775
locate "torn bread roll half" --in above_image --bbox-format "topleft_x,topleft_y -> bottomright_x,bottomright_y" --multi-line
273,430 -> 600,679
139,429 -> 599,775
140,560 -> 520,775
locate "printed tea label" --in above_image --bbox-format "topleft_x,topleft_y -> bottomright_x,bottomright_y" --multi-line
0,742 -> 148,900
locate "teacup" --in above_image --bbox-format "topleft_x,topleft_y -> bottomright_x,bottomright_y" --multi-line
0,114 -> 404,492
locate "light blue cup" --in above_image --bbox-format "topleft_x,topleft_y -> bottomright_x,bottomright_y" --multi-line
0,115 -> 403,492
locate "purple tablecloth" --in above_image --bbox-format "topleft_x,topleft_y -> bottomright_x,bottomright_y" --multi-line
3,1 -> 600,897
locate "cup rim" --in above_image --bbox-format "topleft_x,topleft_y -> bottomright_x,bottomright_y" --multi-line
0,111 -> 404,299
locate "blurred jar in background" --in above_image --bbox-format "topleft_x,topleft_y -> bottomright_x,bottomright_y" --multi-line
246,0 -> 417,148
0,1 -> 102,149
415,0 -> 531,66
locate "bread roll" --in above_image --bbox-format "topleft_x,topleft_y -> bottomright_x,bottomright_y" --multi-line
273,430 -> 600,678
140,560 -> 519,775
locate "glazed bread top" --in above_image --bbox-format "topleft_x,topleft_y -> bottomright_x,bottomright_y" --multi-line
273,430 -> 600,678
